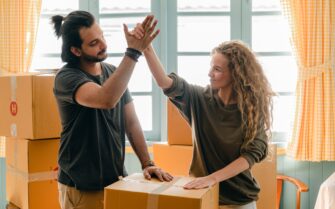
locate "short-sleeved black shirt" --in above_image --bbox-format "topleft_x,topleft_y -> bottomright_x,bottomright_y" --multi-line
54,62 -> 132,190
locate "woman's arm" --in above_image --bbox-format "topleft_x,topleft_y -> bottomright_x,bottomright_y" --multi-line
184,156 -> 250,189
143,45 -> 173,89
133,24 -> 173,89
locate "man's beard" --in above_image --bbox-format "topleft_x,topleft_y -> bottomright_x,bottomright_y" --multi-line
81,50 -> 107,62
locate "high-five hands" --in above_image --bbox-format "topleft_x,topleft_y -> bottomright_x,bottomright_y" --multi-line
124,15 -> 159,52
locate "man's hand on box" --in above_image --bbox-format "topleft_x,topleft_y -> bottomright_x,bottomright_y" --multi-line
143,166 -> 174,182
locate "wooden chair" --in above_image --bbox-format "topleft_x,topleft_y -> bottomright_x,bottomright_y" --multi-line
276,174 -> 309,209
6,203 -> 20,209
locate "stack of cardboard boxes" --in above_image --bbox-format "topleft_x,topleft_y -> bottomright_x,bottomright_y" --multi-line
153,101 -> 277,209
0,73 -> 61,209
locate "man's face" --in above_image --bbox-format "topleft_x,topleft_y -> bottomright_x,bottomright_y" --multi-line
77,22 -> 108,62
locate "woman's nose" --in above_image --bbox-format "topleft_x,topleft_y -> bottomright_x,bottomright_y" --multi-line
208,69 -> 213,77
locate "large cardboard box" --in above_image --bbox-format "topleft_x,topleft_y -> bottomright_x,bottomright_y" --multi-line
153,143 -> 277,209
167,101 -> 192,145
153,143 -> 193,176
0,74 -> 61,139
104,173 -> 219,209
6,138 -> 60,209
251,146 -> 277,209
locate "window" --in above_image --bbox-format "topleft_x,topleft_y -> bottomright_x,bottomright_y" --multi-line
32,0 -> 297,143
173,0 -> 296,143
252,0 -> 297,142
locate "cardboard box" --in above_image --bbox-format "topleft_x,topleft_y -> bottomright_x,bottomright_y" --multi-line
6,138 -> 60,209
153,143 -> 193,176
167,101 -> 192,145
153,143 -> 277,209
251,146 -> 277,209
0,74 -> 61,139
104,173 -> 219,209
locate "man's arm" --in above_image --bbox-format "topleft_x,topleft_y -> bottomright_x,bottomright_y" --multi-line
124,101 -> 151,167
76,16 -> 159,109
124,102 -> 173,181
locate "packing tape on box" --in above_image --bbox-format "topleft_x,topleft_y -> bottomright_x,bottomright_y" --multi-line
10,76 -> 17,101
10,76 -> 18,137
10,124 -> 17,137
7,165 -> 58,182
122,176 -> 182,209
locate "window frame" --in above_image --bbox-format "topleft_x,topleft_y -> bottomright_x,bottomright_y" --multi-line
35,0 -> 295,143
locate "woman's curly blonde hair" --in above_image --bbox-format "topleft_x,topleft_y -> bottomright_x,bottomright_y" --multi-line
212,40 -> 275,145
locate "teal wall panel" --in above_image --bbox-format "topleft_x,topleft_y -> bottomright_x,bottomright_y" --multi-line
124,153 -> 153,175
278,156 -> 335,209
309,162 -> 324,209
0,158 -> 6,209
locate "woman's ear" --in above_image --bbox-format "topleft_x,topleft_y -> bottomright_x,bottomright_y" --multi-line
70,46 -> 81,57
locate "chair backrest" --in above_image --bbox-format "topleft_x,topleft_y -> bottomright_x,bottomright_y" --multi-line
276,174 -> 309,209
6,203 -> 20,209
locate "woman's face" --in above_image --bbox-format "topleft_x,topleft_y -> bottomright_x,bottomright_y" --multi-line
208,52 -> 233,90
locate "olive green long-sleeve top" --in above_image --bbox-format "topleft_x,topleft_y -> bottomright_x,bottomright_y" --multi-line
164,73 -> 268,205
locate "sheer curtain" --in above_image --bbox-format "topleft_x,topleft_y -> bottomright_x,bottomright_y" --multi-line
281,0 -> 335,161
0,0 -> 42,73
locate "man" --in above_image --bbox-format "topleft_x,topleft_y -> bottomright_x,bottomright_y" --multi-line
51,11 -> 172,209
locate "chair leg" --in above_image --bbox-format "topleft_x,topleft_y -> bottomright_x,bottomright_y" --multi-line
296,191 -> 301,209
276,179 -> 283,209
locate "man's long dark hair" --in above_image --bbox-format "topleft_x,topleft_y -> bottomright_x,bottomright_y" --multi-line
51,11 -> 95,64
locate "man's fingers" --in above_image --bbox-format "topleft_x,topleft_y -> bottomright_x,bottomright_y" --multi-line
167,173 -> 174,180
164,172 -> 173,181
134,30 -> 143,39
123,24 -> 129,35
155,170 -> 164,181
163,173 -> 173,181
136,23 -> 145,34
143,169 -> 151,180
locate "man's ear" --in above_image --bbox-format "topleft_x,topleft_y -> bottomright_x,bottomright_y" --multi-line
70,47 -> 81,57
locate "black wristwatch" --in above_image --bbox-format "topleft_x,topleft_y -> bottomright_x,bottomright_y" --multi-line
142,160 -> 155,170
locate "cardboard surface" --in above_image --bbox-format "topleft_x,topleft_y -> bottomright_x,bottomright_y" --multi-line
153,143 -> 277,209
104,173 -> 219,209
167,101 -> 192,145
153,143 -> 193,176
0,74 -> 61,139
6,138 -> 60,209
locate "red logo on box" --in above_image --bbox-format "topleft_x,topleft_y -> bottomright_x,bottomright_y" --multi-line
10,101 -> 18,116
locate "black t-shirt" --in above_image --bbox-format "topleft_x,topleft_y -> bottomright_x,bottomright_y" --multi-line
54,62 -> 132,190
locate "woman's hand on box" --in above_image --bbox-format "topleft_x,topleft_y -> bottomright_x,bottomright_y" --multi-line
183,175 -> 217,189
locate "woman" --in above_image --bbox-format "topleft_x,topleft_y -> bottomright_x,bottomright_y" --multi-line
134,23 -> 274,209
